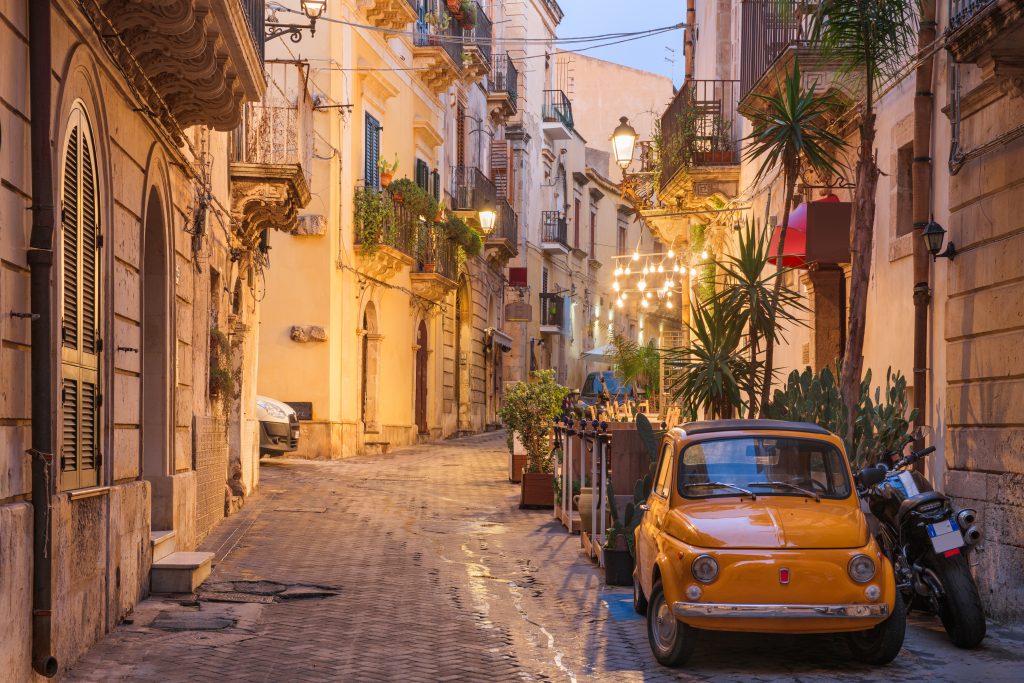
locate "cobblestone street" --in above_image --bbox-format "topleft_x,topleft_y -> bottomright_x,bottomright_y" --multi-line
67,433 -> 1024,682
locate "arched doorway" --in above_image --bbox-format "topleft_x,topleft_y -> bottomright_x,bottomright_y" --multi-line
361,302 -> 381,433
455,278 -> 472,431
415,321 -> 428,434
141,187 -> 172,527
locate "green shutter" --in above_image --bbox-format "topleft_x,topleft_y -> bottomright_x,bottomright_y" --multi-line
365,113 -> 380,188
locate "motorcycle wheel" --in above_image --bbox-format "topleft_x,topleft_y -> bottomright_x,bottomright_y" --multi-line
926,552 -> 986,648
846,591 -> 907,665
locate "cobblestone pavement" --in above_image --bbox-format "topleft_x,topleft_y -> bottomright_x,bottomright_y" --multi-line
67,432 -> 1024,682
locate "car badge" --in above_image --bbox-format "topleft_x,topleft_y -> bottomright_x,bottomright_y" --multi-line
779,568 -> 791,584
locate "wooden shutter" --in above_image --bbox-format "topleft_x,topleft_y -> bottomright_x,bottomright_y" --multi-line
490,140 -> 510,202
365,113 -> 380,188
415,158 -> 430,191
456,103 -> 466,167
431,169 -> 440,201
60,109 -> 101,490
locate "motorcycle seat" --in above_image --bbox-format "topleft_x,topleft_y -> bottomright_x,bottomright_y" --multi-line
897,490 -> 947,525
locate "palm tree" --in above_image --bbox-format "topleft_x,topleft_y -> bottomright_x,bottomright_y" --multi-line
808,0 -> 919,432
664,300 -> 756,419
609,329 -> 660,398
713,221 -> 808,417
743,59 -> 847,415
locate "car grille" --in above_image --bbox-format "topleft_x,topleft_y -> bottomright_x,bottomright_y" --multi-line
288,413 -> 299,448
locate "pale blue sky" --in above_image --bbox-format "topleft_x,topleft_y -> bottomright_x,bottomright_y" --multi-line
556,0 -> 686,86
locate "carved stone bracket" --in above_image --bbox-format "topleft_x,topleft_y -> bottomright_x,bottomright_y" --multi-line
412,47 -> 462,95
294,214 -> 328,236
461,49 -> 490,86
291,325 -> 328,343
230,162 -> 312,248
355,245 -> 415,281
410,272 -> 457,303
360,0 -> 419,30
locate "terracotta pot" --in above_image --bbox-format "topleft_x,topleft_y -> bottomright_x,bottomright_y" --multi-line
392,191 -> 404,204
573,487 -> 594,535
423,262 -> 436,273
380,172 -> 393,188
446,0 -> 461,12
436,210 -> 445,222
520,472 -> 554,508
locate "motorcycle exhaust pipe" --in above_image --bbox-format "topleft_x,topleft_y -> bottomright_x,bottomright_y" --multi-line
956,508 -> 977,527
962,525 -> 982,545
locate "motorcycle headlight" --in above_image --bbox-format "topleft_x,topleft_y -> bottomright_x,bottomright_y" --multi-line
848,554 -> 876,583
691,554 -> 719,583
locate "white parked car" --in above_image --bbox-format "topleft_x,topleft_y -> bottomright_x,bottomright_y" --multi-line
256,396 -> 299,457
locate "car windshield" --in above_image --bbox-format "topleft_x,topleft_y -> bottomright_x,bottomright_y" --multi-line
678,437 -> 852,500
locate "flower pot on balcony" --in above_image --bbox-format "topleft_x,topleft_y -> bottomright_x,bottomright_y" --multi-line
423,262 -> 436,273
392,190 -> 405,204
380,172 -> 393,188
520,472 -> 554,509
446,0 -> 461,12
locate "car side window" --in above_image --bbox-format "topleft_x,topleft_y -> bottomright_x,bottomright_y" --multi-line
654,444 -> 674,498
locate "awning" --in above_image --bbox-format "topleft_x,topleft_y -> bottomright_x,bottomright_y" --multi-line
768,194 -> 850,269
580,344 -> 615,362
487,328 -> 514,352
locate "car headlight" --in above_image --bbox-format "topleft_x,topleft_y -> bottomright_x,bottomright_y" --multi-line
848,554 -> 876,583
257,400 -> 287,420
691,554 -> 719,583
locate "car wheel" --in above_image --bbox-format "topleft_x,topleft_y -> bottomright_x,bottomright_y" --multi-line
846,590 -> 907,665
646,580 -> 697,667
633,576 -> 648,615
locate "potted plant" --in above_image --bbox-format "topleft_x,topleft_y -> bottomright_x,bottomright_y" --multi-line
499,369 -> 569,508
603,480 -> 634,586
353,185 -> 395,255
378,154 -> 398,188
459,0 -> 477,28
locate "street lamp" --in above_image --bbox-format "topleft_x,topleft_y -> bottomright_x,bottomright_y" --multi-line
478,200 -> 497,235
611,116 -> 638,171
922,219 -> 956,260
266,0 -> 328,43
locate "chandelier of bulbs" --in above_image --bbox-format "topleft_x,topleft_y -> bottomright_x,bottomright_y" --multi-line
610,245 -> 710,311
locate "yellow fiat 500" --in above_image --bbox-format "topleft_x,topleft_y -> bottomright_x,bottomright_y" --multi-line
633,420 -> 905,667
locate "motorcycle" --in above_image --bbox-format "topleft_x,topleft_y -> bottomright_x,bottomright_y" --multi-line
855,436 -> 986,649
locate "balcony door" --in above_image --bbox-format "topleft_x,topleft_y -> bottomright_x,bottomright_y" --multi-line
415,321 -> 428,435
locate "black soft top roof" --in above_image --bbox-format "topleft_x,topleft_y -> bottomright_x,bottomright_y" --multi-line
679,419 -> 832,437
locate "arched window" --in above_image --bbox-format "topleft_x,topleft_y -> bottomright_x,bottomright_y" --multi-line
60,107 -> 102,490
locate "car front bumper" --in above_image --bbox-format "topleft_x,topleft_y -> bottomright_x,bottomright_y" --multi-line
673,602 -> 888,619
259,416 -> 299,455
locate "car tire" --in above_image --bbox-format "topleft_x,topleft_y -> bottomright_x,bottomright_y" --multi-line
646,580 -> 697,667
633,576 -> 648,615
846,590 -> 907,665
926,552 -> 986,648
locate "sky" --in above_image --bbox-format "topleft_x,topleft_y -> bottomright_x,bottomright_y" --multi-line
555,0 -> 687,86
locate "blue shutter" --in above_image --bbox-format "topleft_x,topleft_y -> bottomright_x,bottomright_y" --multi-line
365,113 -> 380,188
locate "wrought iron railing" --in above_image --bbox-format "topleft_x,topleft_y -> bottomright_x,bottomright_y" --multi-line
541,211 -> 568,246
659,79 -> 741,187
450,165 -> 497,212
240,0 -> 266,64
488,54 -> 519,112
418,223 -> 459,280
949,0 -> 996,28
539,293 -> 565,329
543,90 -> 574,130
464,1 -> 492,66
739,0 -> 813,102
415,1 -> 464,69
490,198 -> 518,248
353,187 -> 420,259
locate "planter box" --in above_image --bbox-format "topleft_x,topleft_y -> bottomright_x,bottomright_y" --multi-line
509,451 -> 527,483
520,472 -> 554,509
604,548 -> 634,586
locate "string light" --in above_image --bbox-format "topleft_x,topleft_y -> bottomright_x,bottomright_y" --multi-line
637,279 -> 646,291
624,266 -> 631,275
612,281 -> 620,292
632,251 -> 640,261
689,267 -> 698,277
657,264 -> 664,273
666,300 -> 674,309
616,298 -> 623,308
641,298 -> 649,308
701,250 -> 709,260
667,248 -> 674,258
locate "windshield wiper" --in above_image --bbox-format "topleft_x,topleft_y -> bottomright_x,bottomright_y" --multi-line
746,481 -> 821,502
685,482 -> 757,499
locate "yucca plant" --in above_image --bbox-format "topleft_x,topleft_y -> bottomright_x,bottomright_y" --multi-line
712,220 -> 808,416
664,300 -> 756,419
609,329 -> 660,397
744,58 -> 847,416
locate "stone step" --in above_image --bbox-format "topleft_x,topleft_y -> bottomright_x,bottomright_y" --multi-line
150,529 -> 176,563
150,552 -> 214,594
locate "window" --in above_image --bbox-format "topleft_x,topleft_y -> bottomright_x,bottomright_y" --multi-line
542,267 -> 549,293
60,108 -> 102,490
415,158 -> 430,192
456,103 -> 466,167
589,209 -> 596,257
365,113 -> 380,188
654,444 -> 674,498
573,197 -> 581,248
896,143 -> 913,236
617,220 -> 627,256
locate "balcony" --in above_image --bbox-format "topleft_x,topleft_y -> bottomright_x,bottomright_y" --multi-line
353,188 -> 420,280
487,54 -> 519,123
542,90 -> 575,140
461,2 -> 492,83
540,211 -> 569,255
738,1 -> 849,116
411,225 -> 459,302
85,1 -> 266,137
450,166 -> 497,219
413,2 -> 464,94
229,63 -> 313,250
363,0 -> 420,30
539,293 -> 565,334
485,198 -> 519,261
947,1 -> 1024,91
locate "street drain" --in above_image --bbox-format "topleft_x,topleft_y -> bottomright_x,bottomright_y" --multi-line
199,580 -> 341,604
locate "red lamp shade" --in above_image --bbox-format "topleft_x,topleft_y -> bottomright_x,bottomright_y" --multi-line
768,194 -> 849,269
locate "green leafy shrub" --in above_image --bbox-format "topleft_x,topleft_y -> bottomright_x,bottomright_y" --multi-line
387,178 -> 438,224
354,186 -> 395,254
499,370 -> 569,473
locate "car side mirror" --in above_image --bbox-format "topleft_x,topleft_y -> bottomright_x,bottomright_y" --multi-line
857,465 -> 887,488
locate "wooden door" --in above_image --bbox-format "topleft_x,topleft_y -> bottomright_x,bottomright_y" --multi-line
415,321 -> 428,434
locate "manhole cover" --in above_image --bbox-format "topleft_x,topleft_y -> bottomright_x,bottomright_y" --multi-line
151,612 -> 236,631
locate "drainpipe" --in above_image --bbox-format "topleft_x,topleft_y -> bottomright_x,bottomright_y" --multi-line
684,0 -> 695,83
28,0 -> 58,677
911,0 -> 937,454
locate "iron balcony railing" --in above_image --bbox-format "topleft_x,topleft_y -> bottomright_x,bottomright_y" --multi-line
450,165 -> 497,212
659,79 -> 741,187
353,187 -> 420,259
490,198 -> 519,248
949,0 -> 996,29
541,211 -> 568,246
543,90 -> 574,130
240,0 -> 266,64
464,1 -> 492,66
415,1 -> 463,69
418,224 -> 459,281
539,293 -> 565,329
488,54 -> 519,113
739,0 -> 813,102
407,0 -> 419,12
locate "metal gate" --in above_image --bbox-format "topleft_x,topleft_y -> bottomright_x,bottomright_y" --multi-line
193,416 -> 228,541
